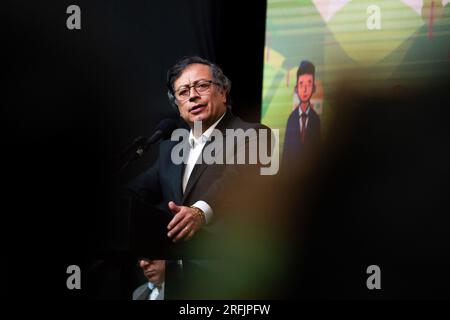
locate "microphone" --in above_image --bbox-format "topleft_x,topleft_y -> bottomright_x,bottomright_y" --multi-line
128,118 -> 178,161
115,118 -> 178,175
142,118 -> 178,151
119,136 -> 146,158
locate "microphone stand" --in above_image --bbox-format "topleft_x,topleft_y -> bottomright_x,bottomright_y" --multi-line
114,139 -> 148,176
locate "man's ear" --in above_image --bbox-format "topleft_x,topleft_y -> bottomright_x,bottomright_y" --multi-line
312,83 -> 316,95
220,89 -> 227,104
172,101 -> 180,115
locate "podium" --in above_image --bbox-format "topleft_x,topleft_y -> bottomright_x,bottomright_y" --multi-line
112,195 -> 173,258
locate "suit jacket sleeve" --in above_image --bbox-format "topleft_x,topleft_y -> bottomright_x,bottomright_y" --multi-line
125,156 -> 162,205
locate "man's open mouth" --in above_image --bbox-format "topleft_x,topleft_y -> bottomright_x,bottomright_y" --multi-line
190,103 -> 207,113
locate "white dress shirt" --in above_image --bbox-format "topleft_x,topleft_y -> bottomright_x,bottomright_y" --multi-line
298,104 -> 311,132
148,282 -> 164,300
182,112 -> 226,225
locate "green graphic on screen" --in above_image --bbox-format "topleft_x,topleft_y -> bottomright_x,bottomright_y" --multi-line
262,0 -> 450,155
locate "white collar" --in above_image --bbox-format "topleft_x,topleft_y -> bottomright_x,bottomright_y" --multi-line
148,281 -> 164,291
188,112 -> 226,148
298,104 -> 311,117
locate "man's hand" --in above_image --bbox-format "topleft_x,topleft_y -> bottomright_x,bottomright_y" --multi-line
167,201 -> 204,243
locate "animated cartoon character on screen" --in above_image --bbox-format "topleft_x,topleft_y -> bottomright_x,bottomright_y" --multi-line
282,60 -> 321,166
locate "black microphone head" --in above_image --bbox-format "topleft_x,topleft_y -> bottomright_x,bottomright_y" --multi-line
156,118 -> 178,138
143,118 -> 178,147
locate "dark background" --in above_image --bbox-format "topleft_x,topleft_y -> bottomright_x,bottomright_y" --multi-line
3,0 -> 267,299
3,0 -> 450,300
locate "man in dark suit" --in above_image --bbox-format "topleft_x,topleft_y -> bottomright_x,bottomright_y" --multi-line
132,259 -> 166,300
283,60 -> 321,166
127,56 -> 270,258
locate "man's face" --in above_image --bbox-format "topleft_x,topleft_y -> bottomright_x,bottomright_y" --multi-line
173,63 -> 227,129
139,260 -> 165,286
297,74 -> 314,103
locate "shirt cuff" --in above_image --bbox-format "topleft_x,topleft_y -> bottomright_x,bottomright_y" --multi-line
192,200 -> 213,225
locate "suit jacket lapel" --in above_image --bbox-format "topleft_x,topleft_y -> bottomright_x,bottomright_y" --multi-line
137,286 -> 150,300
171,162 -> 184,204
305,110 -> 317,142
182,150 -> 209,203
181,111 -> 234,203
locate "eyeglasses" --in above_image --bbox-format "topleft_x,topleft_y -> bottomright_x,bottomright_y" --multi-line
174,79 -> 218,102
